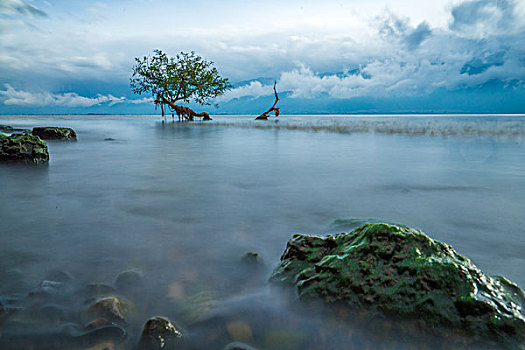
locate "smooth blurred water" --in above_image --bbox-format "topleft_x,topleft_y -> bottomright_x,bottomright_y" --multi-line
1,115 -> 524,349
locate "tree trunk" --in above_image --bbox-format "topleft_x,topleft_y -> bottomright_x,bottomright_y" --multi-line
155,95 -> 211,121
256,81 -> 280,120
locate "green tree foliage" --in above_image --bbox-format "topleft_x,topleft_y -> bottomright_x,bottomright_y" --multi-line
130,50 -> 231,108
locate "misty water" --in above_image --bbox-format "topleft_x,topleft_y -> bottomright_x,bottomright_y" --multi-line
1,115 -> 524,349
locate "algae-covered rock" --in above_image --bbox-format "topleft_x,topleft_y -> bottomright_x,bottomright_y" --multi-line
32,127 -> 77,140
0,133 -> 49,163
328,218 -> 404,232
270,223 -> 525,348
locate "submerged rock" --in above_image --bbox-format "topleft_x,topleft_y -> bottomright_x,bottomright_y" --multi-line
115,270 -> 143,292
223,341 -> 259,350
0,125 -> 30,133
0,133 -> 49,163
240,252 -> 265,267
138,316 -> 183,349
85,296 -> 126,324
0,323 -> 126,349
45,270 -> 72,283
32,127 -> 77,140
270,223 -> 525,348
28,280 -> 67,298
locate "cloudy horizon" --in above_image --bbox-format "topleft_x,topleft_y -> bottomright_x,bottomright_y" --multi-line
1,0 -> 524,114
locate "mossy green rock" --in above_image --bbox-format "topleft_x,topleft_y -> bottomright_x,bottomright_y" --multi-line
0,133 -> 49,163
270,223 -> 525,347
32,127 -> 77,140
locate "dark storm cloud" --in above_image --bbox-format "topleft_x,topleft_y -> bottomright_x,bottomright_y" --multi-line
450,0 -> 517,33
379,13 -> 432,50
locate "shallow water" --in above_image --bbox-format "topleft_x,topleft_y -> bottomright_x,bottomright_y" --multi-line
1,115 -> 524,349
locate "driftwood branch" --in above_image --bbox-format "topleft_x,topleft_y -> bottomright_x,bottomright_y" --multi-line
155,94 -> 211,121
255,81 -> 280,120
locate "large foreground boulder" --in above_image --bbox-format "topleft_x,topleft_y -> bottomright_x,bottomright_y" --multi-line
32,127 -> 76,140
0,133 -> 49,163
270,223 -> 525,348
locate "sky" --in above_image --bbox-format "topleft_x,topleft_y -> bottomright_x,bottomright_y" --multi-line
0,0 -> 524,114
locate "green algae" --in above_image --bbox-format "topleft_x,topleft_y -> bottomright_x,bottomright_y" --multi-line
270,223 -> 525,348
32,127 -> 77,141
0,133 -> 49,163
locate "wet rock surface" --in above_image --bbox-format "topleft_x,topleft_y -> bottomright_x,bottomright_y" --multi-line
138,316 -> 183,349
85,296 -> 127,324
32,127 -> 77,140
0,133 -> 49,163
270,223 -> 525,348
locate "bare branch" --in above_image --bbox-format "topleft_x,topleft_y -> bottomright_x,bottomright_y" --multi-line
256,81 -> 280,120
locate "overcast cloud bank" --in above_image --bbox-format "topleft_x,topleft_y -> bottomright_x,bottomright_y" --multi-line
0,0 -> 524,113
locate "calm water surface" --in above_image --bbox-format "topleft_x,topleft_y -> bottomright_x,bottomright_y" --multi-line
1,115 -> 524,349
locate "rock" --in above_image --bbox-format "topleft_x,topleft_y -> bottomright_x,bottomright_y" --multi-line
28,280 -> 67,298
226,320 -> 253,342
0,323 -> 126,349
32,127 -> 77,140
240,252 -> 264,267
85,296 -> 126,324
0,125 -> 30,133
223,341 -> 259,350
45,270 -> 72,283
138,316 -> 182,349
270,223 -> 525,348
60,322 -> 127,349
115,270 -> 143,291
178,290 -> 217,325
328,218 -> 400,232
255,115 -> 268,120
0,133 -> 49,163
104,138 -> 116,141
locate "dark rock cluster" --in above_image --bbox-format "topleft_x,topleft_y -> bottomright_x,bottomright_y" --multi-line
32,127 -> 77,141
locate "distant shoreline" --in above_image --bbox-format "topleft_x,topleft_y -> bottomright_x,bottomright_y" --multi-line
1,113 -> 525,118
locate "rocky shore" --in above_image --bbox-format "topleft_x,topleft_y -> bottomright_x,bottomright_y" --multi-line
1,125 -> 77,164
0,221 -> 523,349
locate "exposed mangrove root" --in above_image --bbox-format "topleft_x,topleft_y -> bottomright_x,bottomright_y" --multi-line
155,94 -> 211,121
255,81 -> 280,120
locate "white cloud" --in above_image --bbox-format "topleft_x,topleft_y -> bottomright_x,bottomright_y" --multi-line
216,81 -> 274,102
0,84 -> 151,107
0,0 -> 524,107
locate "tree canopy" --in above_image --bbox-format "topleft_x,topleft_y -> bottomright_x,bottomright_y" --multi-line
130,50 -> 231,119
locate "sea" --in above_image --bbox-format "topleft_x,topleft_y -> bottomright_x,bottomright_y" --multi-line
1,114 -> 524,349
